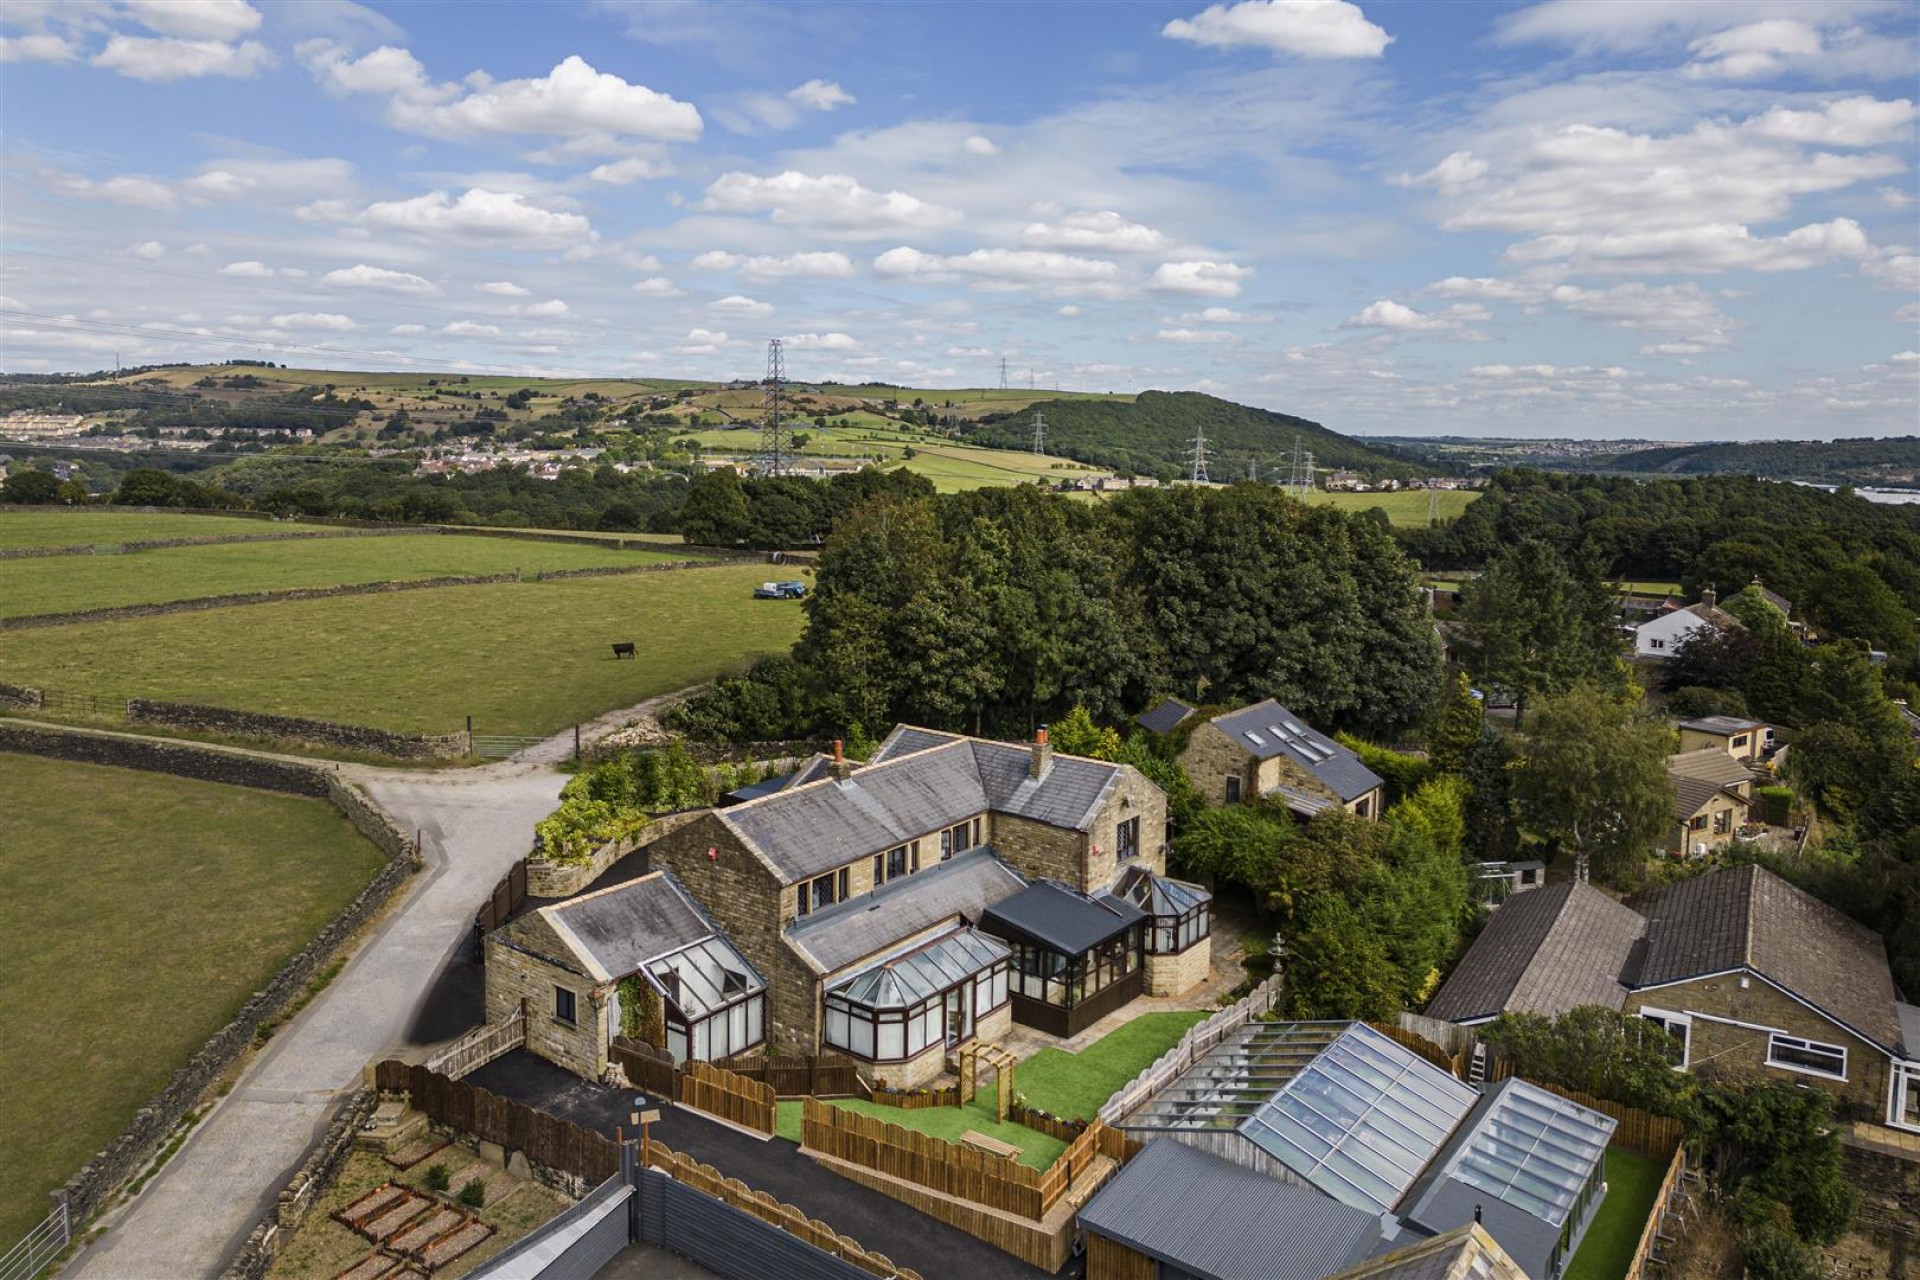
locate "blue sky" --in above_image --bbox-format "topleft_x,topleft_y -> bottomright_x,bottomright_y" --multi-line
2,0 -> 1916,439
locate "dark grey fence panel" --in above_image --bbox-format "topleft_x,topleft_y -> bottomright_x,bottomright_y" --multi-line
465,1177 -> 630,1280
641,1172 -> 877,1280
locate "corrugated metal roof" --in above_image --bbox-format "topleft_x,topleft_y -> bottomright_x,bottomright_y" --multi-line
717,730 -> 1129,883
980,879 -> 1145,955
545,871 -> 715,981
1136,697 -> 1198,735
1210,700 -> 1383,802
1424,883 -> 1646,1025
1078,1139 -> 1394,1280
785,848 -> 1027,975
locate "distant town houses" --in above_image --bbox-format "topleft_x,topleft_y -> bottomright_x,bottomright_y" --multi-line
0,412 -> 87,440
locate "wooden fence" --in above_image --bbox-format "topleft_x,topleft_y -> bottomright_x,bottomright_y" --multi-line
473,861 -> 527,937
424,1010 -> 526,1078
717,1050 -> 861,1098
799,1097 -> 1115,1222
611,1037 -> 680,1097
373,1060 -> 619,1185
1098,976 -> 1282,1125
866,1084 -> 960,1110
1624,1147 -> 1688,1280
1364,1021 -> 1455,1072
1008,1102 -> 1088,1143
681,1060 -> 776,1136
645,1143 -> 922,1280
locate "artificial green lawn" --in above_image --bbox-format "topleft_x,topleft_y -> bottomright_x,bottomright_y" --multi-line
0,510 -> 336,549
0,754 -> 385,1246
0,563 -> 806,735
816,1097 -> 1068,1170
1016,1011 -> 1209,1120
0,533 -> 690,618
1565,1148 -> 1666,1280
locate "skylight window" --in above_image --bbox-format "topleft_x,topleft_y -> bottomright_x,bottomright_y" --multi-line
1246,731 -> 1266,746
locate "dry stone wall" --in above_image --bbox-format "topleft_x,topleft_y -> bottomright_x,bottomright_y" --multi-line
0,571 -> 519,630
0,724 -> 419,1232
221,1090 -> 377,1280
126,699 -> 468,761
0,681 -> 45,709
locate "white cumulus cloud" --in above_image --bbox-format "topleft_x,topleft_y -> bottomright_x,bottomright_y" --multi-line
631,277 -> 682,296
441,321 -> 502,337
963,135 -> 999,156
690,250 -> 855,279
322,264 -> 439,294
875,247 -> 1120,291
1024,211 -> 1167,252
128,241 -> 167,259
121,0 -> 264,41
1745,96 -> 1918,148
788,79 -> 854,110
476,281 -> 530,296
93,35 -> 274,82
1149,260 -> 1251,298
782,331 -> 858,350
321,188 -> 596,251
710,295 -> 774,317
270,312 -> 356,331
1686,19 -> 1823,80
1,34 -> 78,63
1163,0 -> 1392,58
704,171 -> 962,235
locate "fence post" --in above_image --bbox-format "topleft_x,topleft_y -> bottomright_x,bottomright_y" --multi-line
465,715 -> 473,755
574,724 -> 581,763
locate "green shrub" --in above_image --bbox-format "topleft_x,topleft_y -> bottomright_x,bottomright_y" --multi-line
1755,785 -> 1794,826
458,1178 -> 487,1209
424,1163 -> 451,1192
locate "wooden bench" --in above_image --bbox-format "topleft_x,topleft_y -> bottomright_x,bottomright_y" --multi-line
961,1129 -> 1021,1160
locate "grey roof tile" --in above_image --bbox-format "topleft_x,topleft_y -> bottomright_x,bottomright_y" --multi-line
1210,700 -> 1383,801
785,848 -> 1027,975
545,870 -> 720,982
1136,697 -> 1198,735
1425,883 -> 1646,1024
1078,1139 -> 1394,1280
1668,750 -> 1756,788
1671,775 -> 1746,823
1627,864 -> 1901,1051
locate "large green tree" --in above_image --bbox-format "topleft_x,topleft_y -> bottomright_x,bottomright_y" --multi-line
1513,683 -> 1675,884
1453,538 -> 1621,726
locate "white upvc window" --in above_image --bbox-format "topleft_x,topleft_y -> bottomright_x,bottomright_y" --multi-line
1640,1007 -> 1691,1070
1766,1032 -> 1847,1080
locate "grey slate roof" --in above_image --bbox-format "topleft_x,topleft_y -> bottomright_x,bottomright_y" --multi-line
1425,883 -> 1647,1024
1626,864 -> 1902,1051
1077,1139 -> 1398,1280
1668,749 -> 1756,788
1211,700 -> 1383,802
721,729 -> 1127,883
544,870 -> 720,982
1678,716 -> 1763,736
785,848 -> 1027,975
1136,697 -> 1198,735
1898,1003 -> 1920,1058
980,879 -> 1145,955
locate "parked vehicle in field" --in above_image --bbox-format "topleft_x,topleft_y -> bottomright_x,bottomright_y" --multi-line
753,580 -> 808,599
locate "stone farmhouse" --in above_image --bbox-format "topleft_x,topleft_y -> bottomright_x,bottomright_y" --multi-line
1666,747 -> 1755,856
1425,865 -> 1920,1132
499,724 -> 1213,1089
1174,699 -> 1384,821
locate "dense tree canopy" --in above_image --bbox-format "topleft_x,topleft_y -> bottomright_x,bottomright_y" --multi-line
1451,538 -> 1621,724
1513,683 -> 1676,884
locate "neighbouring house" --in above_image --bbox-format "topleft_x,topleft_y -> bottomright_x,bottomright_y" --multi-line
1472,859 -> 1546,905
1426,864 -> 1920,1132
1634,587 -> 1743,660
1328,1224 -> 1530,1280
1675,715 -> 1772,763
483,870 -> 768,1079
1134,696 -> 1198,737
1108,1021 -> 1616,1280
1667,748 -> 1755,856
1747,576 -> 1793,619
629,725 -> 1206,1086
1177,699 -> 1384,820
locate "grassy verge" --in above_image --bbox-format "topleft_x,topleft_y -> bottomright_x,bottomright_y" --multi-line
0,534 -> 689,618
0,754 -> 385,1246
0,563 -> 805,736
1016,1011 -> 1209,1121
1565,1148 -> 1666,1280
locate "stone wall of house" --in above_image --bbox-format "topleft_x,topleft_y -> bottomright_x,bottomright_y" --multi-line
992,813 -> 1086,888
1145,938 -> 1212,997
1254,752 -> 1344,810
645,813 -> 819,1053
1084,766 -> 1169,887
0,571 -> 519,631
975,1001 -> 1013,1048
1177,721 -> 1251,807
484,933 -> 607,1079
1624,975 -> 1891,1116
126,699 -> 468,761
874,1041 -> 950,1091
1842,1143 -> 1920,1249
1669,792 -> 1749,854
3,724 -> 418,1231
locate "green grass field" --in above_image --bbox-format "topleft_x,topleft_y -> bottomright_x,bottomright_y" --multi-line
1299,490 -> 1477,526
0,754 -> 385,1246
0,510 -> 336,549
1564,1148 -> 1665,1280
0,564 -> 805,735
1016,1011 -> 1210,1120
792,1097 -> 1070,1170
0,533 -> 689,619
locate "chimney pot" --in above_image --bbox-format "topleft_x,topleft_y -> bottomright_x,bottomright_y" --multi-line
1030,725 -> 1054,780
833,739 -> 845,762
828,738 -> 853,781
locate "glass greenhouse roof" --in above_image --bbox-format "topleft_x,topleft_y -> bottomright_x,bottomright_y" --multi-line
1440,1080 -> 1615,1226
1237,1023 -> 1479,1212
647,935 -> 764,1019
829,926 -> 1009,1011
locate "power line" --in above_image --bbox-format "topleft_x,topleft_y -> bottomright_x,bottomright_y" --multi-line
1031,408 -> 1046,456
1189,421 -> 1209,485
756,337 -> 792,476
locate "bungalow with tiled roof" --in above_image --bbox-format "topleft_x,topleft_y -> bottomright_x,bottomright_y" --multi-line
1426,864 -> 1920,1132
1177,699 -> 1384,821
1667,748 -> 1755,856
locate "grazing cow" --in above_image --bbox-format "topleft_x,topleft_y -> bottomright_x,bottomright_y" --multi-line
611,641 -> 637,660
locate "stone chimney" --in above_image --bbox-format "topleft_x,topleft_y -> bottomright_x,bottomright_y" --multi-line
828,739 -> 854,782
1701,585 -> 1717,610
1030,726 -> 1053,780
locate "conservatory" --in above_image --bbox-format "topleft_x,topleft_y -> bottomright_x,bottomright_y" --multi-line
645,934 -> 768,1065
823,926 -> 1011,1085
981,880 -> 1149,1037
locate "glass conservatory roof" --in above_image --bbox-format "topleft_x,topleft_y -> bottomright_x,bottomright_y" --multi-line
1238,1023 -> 1479,1212
1114,866 -> 1211,918
1430,1080 -> 1615,1227
828,926 -> 1009,1011
646,935 -> 764,1020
